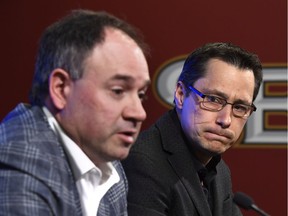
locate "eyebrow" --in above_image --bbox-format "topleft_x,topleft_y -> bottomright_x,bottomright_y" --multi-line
201,88 -> 228,98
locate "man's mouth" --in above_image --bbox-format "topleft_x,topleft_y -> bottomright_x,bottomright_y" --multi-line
204,129 -> 233,141
117,130 -> 137,145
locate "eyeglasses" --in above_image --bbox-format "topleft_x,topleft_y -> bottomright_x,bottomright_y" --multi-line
188,86 -> 256,118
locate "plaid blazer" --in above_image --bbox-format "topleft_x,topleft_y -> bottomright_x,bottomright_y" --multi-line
0,103 -> 128,216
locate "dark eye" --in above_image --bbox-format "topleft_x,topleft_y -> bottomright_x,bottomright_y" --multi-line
138,91 -> 148,102
233,104 -> 249,113
206,95 -> 224,104
112,88 -> 124,96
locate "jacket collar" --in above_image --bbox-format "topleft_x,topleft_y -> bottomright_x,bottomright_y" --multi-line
155,109 -> 213,216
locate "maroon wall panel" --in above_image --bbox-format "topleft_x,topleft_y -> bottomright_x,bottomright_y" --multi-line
1,1 -> 287,215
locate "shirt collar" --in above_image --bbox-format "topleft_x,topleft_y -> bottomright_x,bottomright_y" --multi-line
42,107 -> 118,182
194,155 -> 221,187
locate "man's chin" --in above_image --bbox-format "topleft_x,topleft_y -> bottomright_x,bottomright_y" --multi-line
208,142 -> 231,155
115,147 -> 132,161
196,140 -> 227,156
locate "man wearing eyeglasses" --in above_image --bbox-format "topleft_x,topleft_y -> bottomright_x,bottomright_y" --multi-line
122,42 -> 263,216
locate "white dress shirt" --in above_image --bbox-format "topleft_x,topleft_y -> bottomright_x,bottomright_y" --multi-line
43,107 -> 120,216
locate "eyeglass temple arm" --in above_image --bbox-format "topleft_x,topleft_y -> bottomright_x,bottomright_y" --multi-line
188,86 -> 205,98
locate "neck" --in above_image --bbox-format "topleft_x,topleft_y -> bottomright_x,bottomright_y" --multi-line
193,150 -> 213,166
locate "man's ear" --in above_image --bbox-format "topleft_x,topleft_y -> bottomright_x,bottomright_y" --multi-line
49,69 -> 71,110
174,81 -> 186,109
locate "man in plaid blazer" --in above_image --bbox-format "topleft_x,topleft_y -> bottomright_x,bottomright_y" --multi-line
0,10 -> 150,216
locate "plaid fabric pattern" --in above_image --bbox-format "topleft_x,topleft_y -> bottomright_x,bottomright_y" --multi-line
97,161 -> 128,216
0,104 -> 128,216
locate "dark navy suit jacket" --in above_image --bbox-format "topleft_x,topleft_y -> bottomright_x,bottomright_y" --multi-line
122,109 -> 242,216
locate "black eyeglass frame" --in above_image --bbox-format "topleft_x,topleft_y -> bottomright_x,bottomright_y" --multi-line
188,86 -> 257,117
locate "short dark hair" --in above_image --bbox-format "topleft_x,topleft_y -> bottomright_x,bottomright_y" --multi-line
178,42 -> 263,101
29,9 -> 149,106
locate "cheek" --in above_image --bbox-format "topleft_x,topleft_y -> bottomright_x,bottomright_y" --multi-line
182,99 -> 197,118
231,119 -> 247,138
192,108 -> 213,125
69,94 -> 107,129
182,98 -> 214,125
181,102 -> 206,131
181,108 -> 200,134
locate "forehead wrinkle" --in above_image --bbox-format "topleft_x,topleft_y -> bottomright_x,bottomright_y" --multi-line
109,74 -> 136,84
109,74 -> 150,88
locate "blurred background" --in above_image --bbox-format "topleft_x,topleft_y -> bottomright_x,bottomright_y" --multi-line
1,1 -> 287,215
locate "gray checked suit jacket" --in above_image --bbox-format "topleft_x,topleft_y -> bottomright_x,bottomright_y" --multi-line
0,103 -> 128,216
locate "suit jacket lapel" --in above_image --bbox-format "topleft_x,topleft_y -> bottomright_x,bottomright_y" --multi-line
210,162 -> 230,216
12,104 -> 83,215
156,110 -> 212,216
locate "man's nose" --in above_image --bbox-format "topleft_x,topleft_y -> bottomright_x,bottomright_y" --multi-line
123,96 -> 147,123
216,104 -> 232,128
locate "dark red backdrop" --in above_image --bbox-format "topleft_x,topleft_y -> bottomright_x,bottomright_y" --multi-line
1,1 -> 287,215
